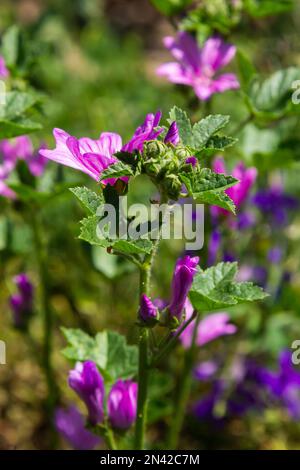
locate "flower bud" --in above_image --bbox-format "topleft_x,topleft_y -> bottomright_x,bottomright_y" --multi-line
168,255 -> 199,319
143,140 -> 166,160
9,273 -> 34,328
174,146 -> 192,161
164,121 -> 179,146
68,361 -> 105,425
139,294 -> 158,325
162,174 -> 182,200
108,379 -> 138,429
55,405 -> 101,450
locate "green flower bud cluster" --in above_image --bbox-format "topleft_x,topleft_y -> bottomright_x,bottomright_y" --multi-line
142,140 -> 194,200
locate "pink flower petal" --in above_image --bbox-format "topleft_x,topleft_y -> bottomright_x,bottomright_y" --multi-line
201,37 -> 237,72
157,62 -> 193,85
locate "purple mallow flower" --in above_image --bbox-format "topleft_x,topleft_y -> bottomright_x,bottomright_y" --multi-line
40,129 -> 124,186
139,294 -> 158,323
252,184 -> 298,226
108,379 -> 138,429
55,405 -> 101,450
180,300 -> 236,349
123,111 -> 163,153
0,136 -> 48,199
0,56 -> 9,79
157,32 -> 239,101
9,273 -> 34,328
68,361 -> 105,425
164,121 -> 180,146
168,255 -> 199,319
40,112 -> 177,183
211,156 -> 257,217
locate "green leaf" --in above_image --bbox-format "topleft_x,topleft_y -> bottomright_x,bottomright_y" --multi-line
0,91 -> 42,120
169,108 -> 231,152
61,328 -> 107,369
79,215 -> 111,247
70,186 -> 104,215
100,161 -> 135,181
113,238 -> 153,255
61,328 -> 138,381
79,215 -> 153,254
104,331 -> 138,381
1,25 -> 20,67
249,67 -> 300,117
180,168 -> 238,193
236,50 -> 257,89
192,115 -> 230,148
196,190 -> 236,214
180,169 -> 238,213
204,135 -> 237,151
0,91 -> 43,139
0,118 -> 42,139
244,0 -> 293,17
189,262 -> 268,312
169,106 -> 193,146
7,183 -> 49,203
92,246 -> 135,279
151,0 -> 192,16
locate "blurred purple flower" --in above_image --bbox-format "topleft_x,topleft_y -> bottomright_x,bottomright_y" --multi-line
237,211 -> 256,230
68,361 -> 105,425
252,184 -> 298,226
0,56 -> 9,79
260,350 -> 300,419
108,379 -> 138,429
139,294 -> 158,323
168,255 -> 199,319
211,157 -> 257,217
207,228 -> 221,266
0,137 -> 48,198
236,265 -> 267,287
157,33 -> 239,101
55,405 -> 101,450
9,273 -> 34,328
268,246 -> 283,264
194,381 -> 225,422
193,361 -> 219,381
222,251 -> 236,263
180,300 -> 236,348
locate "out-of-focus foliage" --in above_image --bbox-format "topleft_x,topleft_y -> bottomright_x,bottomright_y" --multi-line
0,0 -> 300,451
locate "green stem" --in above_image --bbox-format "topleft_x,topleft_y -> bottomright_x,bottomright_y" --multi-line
134,193 -> 168,450
167,312 -> 200,449
232,114 -> 253,136
134,326 -> 149,450
150,310 -> 197,368
104,425 -> 117,450
31,213 -> 58,430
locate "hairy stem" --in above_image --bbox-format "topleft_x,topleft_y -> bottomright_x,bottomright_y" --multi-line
104,425 -> 117,450
150,310 -> 197,368
167,312 -> 199,449
134,193 -> 168,450
31,212 -> 59,435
